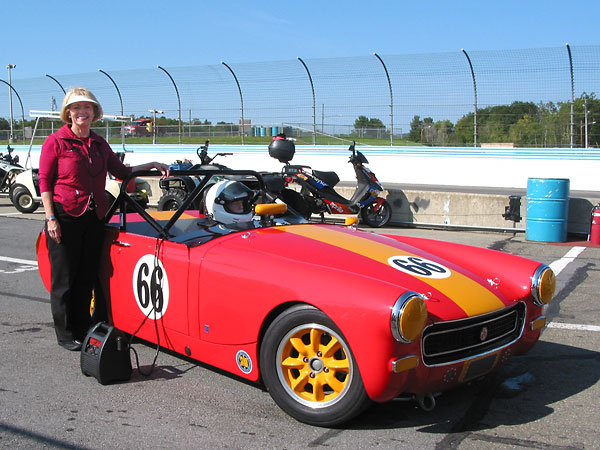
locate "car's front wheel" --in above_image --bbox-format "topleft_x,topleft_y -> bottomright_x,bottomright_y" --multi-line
13,188 -> 39,213
260,305 -> 371,426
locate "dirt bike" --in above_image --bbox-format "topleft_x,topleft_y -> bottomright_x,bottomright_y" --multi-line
157,140 -> 234,211
269,139 -> 392,228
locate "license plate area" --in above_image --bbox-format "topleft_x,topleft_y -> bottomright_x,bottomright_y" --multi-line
459,352 -> 499,382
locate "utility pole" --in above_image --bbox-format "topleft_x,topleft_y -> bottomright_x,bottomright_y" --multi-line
7,64 -> 16,143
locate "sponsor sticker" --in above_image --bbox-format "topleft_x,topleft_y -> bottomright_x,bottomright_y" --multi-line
132,254 -> 170,319
388,256 -> 451,279
236,350 -> 253,374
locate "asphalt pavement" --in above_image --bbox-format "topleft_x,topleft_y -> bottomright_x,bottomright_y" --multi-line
0,200 -> 598,450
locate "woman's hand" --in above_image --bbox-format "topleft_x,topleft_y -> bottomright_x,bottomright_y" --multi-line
47,219 -> 61,243
151,161 -> 170,178
133,161 -> 170,178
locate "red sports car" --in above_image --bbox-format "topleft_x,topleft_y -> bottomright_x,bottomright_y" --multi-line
36,168 -> 555,427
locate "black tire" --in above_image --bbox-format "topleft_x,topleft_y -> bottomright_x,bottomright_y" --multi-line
13,188 -> 39,213
157,188 -> 186,211
259,305 -> 371,427
360,198 -> 391,228
8,183 -> 25,203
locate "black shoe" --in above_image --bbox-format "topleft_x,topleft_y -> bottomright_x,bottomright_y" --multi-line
59,340 -> 82,351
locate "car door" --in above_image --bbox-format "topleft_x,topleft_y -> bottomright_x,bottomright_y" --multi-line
104,230 -> 190,343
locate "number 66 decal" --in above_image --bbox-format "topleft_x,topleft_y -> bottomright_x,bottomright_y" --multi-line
388,255 -> 451,279
133,254 -> 170,319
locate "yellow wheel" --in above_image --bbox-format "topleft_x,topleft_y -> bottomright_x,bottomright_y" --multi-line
260,305 -> 370,426
279,325 -> 350,405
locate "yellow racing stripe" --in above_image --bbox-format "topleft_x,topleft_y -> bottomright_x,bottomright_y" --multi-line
282,225 -> 505,316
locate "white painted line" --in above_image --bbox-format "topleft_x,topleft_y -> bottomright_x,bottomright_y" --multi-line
0,256 -> 38,266
548,322 -> 600,332
0,212 -> 22,216
549,246 -> 586,276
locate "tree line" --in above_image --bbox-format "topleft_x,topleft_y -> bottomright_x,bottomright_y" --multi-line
353,94 -> 599,147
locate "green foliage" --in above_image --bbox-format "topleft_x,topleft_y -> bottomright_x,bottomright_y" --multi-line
352,116 -> 387,139
410,96 -> 599,147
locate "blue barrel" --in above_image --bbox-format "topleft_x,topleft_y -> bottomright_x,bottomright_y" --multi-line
271,126 -> 279,136
259,127 -> 266,137
526,178 -> 570,242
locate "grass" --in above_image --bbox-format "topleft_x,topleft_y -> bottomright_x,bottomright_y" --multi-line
1,136 -> 418,147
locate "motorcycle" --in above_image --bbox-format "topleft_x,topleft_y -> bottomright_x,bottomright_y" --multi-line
157,140 -> 234,211
0,145 -> 25,199
268,137 -> 392,227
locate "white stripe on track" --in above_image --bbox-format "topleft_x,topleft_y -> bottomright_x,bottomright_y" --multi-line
549,246 -> 586,276
0,256 -> 38,266
547,322 -> 600,332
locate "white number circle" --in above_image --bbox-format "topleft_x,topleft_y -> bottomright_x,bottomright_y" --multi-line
132,254 -> 170,319
388,255 -> 451,279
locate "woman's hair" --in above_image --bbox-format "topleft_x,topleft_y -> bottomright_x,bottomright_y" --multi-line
60,87 -> 103,123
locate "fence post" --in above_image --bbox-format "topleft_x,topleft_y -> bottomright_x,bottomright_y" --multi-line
221,62 -> 245,144
566,43 -> 575,149
461,49 -> 478,147
297,57 -> 316,145
45,74 -> 66,94
98,69 -> 126,151
157,65 -> 182,144
373,53 -> 394,146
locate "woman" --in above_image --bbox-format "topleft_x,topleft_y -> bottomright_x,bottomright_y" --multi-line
39,87 -> 168,351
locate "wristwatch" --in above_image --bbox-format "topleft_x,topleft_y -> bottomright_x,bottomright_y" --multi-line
47,215 -> 56,221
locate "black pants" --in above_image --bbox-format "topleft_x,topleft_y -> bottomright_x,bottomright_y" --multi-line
46,204 -> 104,343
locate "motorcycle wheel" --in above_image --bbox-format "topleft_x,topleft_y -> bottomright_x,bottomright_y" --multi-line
13,188 -> 39,214
360,198 -> 391,228
259,304 -> 371,427
157,188 -> 186,211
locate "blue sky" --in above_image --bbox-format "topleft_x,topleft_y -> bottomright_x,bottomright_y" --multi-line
2,0 -> 598,80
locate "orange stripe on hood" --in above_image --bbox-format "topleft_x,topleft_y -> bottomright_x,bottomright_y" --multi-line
281,225 -> 505,317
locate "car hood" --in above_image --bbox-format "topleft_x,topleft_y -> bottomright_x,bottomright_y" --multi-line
243,224 -> 531,321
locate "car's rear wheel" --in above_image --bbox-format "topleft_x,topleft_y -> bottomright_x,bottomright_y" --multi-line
260,305 -> 370,426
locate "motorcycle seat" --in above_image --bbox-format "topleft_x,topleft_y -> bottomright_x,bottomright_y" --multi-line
312,170 -> 340,188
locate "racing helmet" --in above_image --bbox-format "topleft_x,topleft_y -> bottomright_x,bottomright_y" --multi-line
205,180 -> 257,224
268,134 -> 295,163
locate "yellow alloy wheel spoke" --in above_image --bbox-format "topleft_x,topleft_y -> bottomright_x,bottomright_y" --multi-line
281,356 -> 305,370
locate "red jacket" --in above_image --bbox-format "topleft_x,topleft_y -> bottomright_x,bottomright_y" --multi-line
39,124 -> 132,219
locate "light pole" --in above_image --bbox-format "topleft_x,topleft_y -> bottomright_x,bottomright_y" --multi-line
149,109 -> 163,144
7,64 -> 16,143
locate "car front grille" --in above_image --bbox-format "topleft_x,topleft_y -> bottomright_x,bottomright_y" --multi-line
422,302 -> 526,366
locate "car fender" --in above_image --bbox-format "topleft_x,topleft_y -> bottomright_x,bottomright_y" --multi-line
195,235 -> 408,400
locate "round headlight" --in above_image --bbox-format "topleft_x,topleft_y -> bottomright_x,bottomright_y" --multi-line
391,292 -> 428,343
531,265 -> 555,306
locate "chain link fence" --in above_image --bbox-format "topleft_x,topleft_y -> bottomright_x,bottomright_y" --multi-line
1,45 -> 599,146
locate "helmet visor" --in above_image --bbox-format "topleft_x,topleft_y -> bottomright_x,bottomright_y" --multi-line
216,182 -> 257,215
